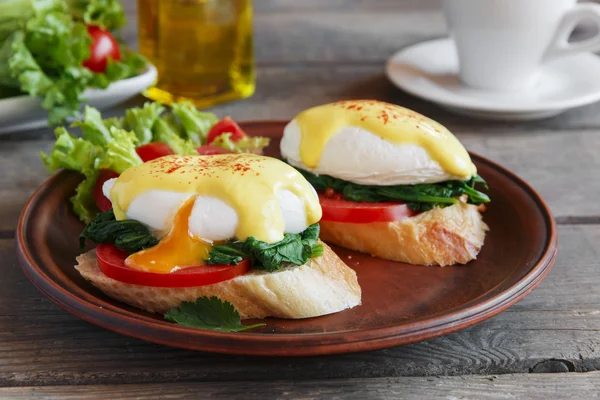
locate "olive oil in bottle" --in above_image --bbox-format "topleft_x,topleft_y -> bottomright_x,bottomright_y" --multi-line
138,0 -> 255,107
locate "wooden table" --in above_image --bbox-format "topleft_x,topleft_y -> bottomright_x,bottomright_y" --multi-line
1,1 -> 600,398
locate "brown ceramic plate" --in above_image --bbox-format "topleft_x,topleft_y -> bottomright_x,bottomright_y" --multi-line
16,121 -> 557,356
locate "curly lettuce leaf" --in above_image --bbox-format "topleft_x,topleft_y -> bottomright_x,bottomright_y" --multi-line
153,114 -> 198,156
71,170 -> 98,223
92,47 -> 148,88
71,105 -> 112,146
102,116 -> 124,129
0,0 -> 145,125
171,101 -> 218,145
94,127 -> 142,173
105,47 -> 147,80
67,0 -> 127,31
211,133 -> 270,154
125,102 -> 165,145
41,127 -> 99,172
0,6 -> 94,125
42,124 -> 143,223
41,126 -> 102,223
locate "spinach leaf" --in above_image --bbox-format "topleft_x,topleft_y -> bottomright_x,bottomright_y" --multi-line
207,224 -> 324,272
80,209 -> 158,253
295,166 -> 490,212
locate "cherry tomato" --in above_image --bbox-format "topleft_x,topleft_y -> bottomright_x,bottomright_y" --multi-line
136,143 -> 175,162
93,169 -> 120,212
206,117 -> 247,144
196,145 -> 232,155
83,25 -> 121,73
318,194 -> 416,223
96,244 -> 250,287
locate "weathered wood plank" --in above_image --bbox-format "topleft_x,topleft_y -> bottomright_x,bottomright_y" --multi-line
3,372 -> 600,400
4,64 -> 600,145
1,225 -> 600,385
1,123 -> 598,233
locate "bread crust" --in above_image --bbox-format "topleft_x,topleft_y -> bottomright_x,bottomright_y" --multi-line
319,203 -> 488,266
75,242 -> 361,319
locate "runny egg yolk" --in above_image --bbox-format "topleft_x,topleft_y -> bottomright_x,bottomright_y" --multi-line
125,197 -> 212,273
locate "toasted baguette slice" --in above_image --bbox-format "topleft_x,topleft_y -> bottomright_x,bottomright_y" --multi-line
320,203 -> 488,266
75,242 -> 361,319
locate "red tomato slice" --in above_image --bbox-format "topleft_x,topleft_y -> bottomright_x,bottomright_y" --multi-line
83,25 -> 121,73
196,145 -> 232,155
136,143 -> 175,162
206,117 -> 247,144
96,244 -> 250,288
319,194 -> 416,223
93,169 -> 120,212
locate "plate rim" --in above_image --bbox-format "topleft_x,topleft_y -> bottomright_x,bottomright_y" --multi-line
385,37 -> 600,113
15,121 -> 558,356
0,63 -> 157,107
0,64 -> 158,134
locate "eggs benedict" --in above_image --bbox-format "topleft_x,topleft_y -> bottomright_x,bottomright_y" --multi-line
281,100 -> 490,266
75,154 -> 361,319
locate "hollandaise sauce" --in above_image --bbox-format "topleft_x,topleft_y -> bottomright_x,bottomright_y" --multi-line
295,100 -> 476,179
111,155 -> 322,273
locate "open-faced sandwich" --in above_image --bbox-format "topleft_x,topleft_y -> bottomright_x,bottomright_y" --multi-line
76,154 -> 361,320
281,100 -> 490,266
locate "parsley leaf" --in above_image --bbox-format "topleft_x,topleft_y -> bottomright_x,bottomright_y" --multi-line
80,209 -> 158,253
294,166 -> 490,212
164,296 -> 265,332
207,224 -> 324,272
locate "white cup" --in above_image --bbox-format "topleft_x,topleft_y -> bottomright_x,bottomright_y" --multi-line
442,0 -> 600,92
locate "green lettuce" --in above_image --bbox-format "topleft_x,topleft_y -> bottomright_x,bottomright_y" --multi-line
124,101 -> 165,144
67,0 -> 126,31
41,124 -> 142,223
171,101 -> 218,145
153,115 -> 198,155
0,0 -> 145,125
41,127 -> 103,222
71,169 -> 99,223
94,127 -> 142,173
211,133 -> 270,154
71,105 -> 112,146
41,127 -> 99,172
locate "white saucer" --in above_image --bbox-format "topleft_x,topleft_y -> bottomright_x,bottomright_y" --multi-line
385,38 -> 600,120
0,64 -> 157,134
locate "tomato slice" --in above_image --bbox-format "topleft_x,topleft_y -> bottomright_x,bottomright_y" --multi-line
83,25 -> 121,73
96,244 -> 250,288
136,143 -> 175,162
206,117 -> 247,144
319,194 -> 416,223
196,145 -> 232,155
93,169 -> 120,212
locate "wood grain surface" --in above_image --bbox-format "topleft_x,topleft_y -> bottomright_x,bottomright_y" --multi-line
1,0 -> 599,397
2,372 -> 600,400
0,225 -> 597,385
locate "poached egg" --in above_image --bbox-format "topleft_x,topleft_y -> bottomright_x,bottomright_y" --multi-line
280,100 -> 477,185
103,154 -> 322,273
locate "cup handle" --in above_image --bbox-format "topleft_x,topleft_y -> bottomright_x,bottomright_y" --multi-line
545,3 -> 600,61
